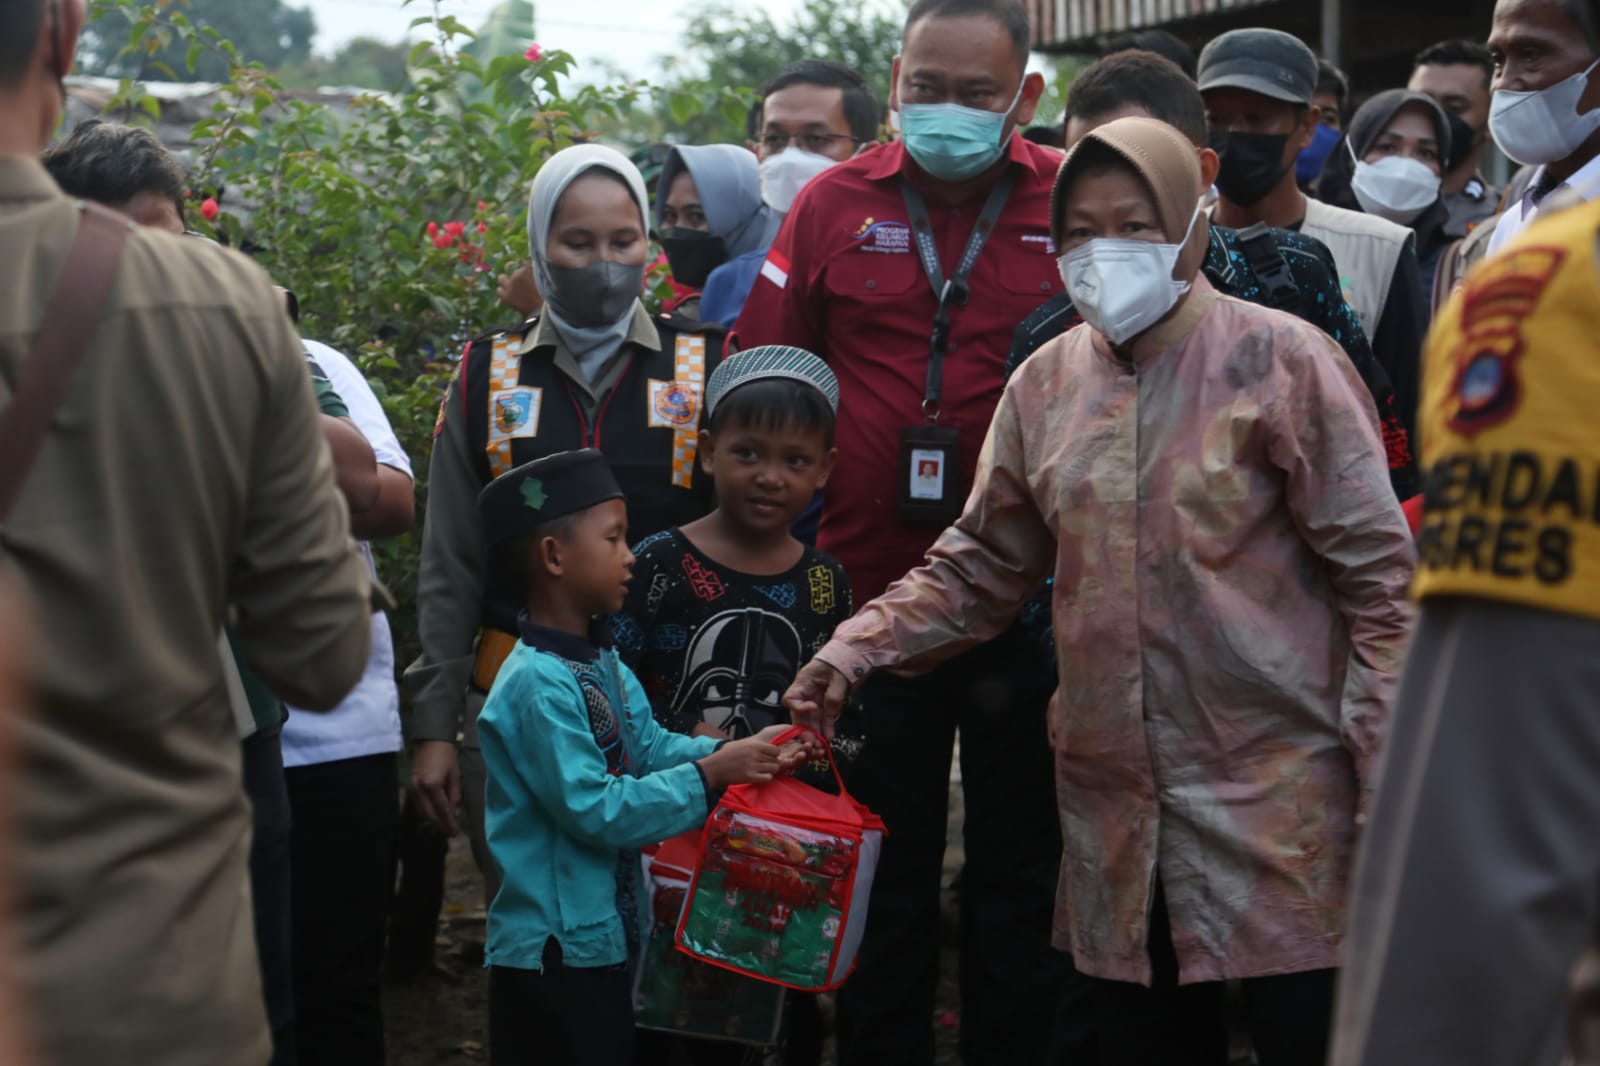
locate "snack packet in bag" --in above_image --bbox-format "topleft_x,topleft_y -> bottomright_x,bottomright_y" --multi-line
676,726 -> 885,991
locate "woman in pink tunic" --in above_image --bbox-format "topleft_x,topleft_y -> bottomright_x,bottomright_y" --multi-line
786,116 -> 1416,1064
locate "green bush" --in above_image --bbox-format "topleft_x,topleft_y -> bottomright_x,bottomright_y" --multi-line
86,0 -> 739,674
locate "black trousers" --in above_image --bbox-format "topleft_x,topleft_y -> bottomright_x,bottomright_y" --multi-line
1060,882 -> 1336,1066
243,726 -> 298,1066
285,752 -> 400,1066
836,627 -> 1065,1065
490,941 -> 635,1066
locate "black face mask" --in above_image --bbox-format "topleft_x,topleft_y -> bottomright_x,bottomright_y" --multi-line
1208,131 -> 1292,207
1444,111 -> 1481,173
659,227 -> 729,289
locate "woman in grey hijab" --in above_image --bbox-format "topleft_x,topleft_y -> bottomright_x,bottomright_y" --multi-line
1316,89 -> 1462,301
655,144 -> 782,295
527,143 -> 654,383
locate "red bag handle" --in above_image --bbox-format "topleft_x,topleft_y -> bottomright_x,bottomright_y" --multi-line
770,724 -> 847,794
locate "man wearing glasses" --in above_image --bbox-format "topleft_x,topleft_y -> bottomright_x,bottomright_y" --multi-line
698,59 -> 880,328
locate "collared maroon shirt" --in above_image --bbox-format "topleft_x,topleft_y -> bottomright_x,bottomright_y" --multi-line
734,134 -> 1063,602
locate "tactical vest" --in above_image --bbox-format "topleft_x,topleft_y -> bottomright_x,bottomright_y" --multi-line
1300,196 -> 1411,341
1415,197 -> 1600,621
464,312 -> 722,638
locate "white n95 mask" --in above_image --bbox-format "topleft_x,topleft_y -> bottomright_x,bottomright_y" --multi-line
1058,199 -> 1202,346
1350,144 -> 1440,225
760,147 -> 837,214
1489,58 -> 1600,166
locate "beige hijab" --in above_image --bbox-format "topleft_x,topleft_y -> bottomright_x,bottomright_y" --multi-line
1050,116 -> 1210,284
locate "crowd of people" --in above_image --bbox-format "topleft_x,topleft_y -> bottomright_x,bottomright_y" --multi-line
5,0 -> 1600,1063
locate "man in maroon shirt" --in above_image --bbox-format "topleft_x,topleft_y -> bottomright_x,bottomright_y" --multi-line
734,1 -> 1067,1061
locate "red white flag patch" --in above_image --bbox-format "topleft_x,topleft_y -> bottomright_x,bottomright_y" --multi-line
760,248 -> 791,290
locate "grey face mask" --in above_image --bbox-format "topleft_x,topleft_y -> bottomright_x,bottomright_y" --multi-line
545,259 -> 646,328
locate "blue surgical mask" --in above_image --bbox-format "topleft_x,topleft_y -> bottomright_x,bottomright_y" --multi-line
900,83 -> 1023,182
1296,122 -> 1341,184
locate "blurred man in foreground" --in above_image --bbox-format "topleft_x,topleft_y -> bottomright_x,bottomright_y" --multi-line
1332,187 -> 1600,1066
0,3 -> 372,1064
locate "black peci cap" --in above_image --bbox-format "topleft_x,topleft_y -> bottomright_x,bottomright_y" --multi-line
1197,28 -> 1318,106
478,449 -> 624,547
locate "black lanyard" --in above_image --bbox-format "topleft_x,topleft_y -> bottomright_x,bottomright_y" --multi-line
900,170 -> 1017,421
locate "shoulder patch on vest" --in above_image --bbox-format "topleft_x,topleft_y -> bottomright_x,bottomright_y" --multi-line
1444,245 -> 1565,436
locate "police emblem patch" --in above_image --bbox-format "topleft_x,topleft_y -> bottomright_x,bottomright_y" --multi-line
648,379 -> 701,428
1445,246 -> 1565,436
488,386 -> 541,443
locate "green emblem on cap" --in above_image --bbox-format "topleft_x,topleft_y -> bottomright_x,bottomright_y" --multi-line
521,478 -> 547,511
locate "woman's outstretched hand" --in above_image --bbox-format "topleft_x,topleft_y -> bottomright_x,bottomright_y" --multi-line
782,659 -> 852,740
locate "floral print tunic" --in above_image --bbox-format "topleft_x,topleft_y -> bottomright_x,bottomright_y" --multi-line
817,279 -> 1416,985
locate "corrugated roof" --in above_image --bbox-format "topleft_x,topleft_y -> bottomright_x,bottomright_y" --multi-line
1028,0 -> 1281,50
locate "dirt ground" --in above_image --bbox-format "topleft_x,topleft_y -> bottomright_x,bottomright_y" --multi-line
384,768 -> 966,1066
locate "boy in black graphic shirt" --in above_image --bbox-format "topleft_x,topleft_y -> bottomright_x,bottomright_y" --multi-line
616,346 -> 853,1065
617,346 -> 854,750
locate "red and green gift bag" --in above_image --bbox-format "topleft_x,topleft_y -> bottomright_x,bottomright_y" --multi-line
675,727 -> 885,991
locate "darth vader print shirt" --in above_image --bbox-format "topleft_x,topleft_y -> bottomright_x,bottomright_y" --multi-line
614,529 -> 858,758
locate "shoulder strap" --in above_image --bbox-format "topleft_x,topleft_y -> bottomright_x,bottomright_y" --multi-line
484,332 -> 525,480
669,333 -> 707,490
0,203 -> 130,525
1431,236 -> 1466,316
1235,223 -> 1300,312
902,172 -> 1017,420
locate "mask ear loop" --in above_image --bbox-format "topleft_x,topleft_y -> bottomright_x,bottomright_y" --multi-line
1002,79 -> 1026,118
1177,196 -> 1206,244
1164,195 -> 1210,286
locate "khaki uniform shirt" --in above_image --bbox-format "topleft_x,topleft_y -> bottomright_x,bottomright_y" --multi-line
1443,172 -> 1500,235
0,156 -> 372,1066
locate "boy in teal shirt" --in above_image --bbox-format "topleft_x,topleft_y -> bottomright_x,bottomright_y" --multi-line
476,449 -> 818,1066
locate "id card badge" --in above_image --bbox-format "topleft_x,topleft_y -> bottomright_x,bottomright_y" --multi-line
897,424 -> 962,524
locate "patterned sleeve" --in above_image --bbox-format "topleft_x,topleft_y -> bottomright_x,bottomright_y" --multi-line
613,540 -> 660,668
1004,299 -> 1070,670
821,559 -> 869,767
1279,234 -> 1419,499
831,557 -> 853,633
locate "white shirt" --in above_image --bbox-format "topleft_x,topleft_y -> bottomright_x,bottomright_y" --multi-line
1487,152 -> 1600,254
282,340 -> 413,768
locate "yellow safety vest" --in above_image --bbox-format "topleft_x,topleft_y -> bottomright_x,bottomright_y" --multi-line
1415,196 -> 1600,620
